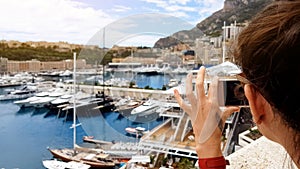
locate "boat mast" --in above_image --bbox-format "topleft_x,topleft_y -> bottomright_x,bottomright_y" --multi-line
222,21 -> 226,63
233,20 -> 237,62
73,52 -> 77,149
102,27 -> 105,96
131,47 -> 133,80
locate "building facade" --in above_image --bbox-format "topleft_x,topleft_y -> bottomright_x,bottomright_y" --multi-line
1,59 -> 86,74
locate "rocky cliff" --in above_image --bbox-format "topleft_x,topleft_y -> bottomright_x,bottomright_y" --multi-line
154,0 -> 274,48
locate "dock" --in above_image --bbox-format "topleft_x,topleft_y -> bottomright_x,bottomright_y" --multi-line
60,84 -> 201,160
138,115 -> 198,159
69,84 -> 177,100
82,109 -> 198,160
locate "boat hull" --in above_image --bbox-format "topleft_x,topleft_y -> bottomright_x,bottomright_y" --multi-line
128,112 -> 160,123
48,148 -> 115,168
43,159 -> 91,169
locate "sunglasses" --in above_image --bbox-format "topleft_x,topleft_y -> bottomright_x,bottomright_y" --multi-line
235,72 -> 276,109
235,72 -> 252,85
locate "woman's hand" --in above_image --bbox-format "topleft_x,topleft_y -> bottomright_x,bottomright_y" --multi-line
174,66 -> 239,158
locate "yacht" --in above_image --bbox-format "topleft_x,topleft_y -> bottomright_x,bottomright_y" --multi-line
0,85 -> 37,101
172,65 -> 188,74
131,99 -> 161,115
115,98 -> 144,117
125,126 -> 146,137
129,99 -> 161,122
42,159 -> 91,169
13,91 -> 50,108
158,63 -> 172,75
48,94 -> 73,109
167,79 -> 179,88
29,96 -> 58,108
59,70 -> 73,77
47,144 -> 116,168
29,89 -> 65,108
137,64 -> 160,75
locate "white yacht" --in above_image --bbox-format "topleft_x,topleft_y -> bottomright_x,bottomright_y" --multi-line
42,159 -> 91,169
131,99 -> 161,116
115,98 -> 144,116
158,63 -> 172,74
137,64 -> 160,75
30,96 -> 58,108
49,94 -> 73,109
125,126 -> 146,137
13,91 -> 50,108
29,89 -> 66,108
0,85 -> 37,101
59,70 -> 72,77
167,79 -> 179,88
14,86 -> 68,108
172,65 -> 188,74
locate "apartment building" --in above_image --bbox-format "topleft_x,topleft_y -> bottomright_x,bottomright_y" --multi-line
2,59 -> 86,74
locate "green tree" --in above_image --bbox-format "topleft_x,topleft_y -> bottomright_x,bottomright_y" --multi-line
129,81 -> 136,88
178,158 -> 195,169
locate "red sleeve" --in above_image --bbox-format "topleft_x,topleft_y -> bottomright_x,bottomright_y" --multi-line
198,156 -> 229,169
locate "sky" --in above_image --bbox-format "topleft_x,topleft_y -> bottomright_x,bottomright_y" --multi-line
0,0 -> 224,47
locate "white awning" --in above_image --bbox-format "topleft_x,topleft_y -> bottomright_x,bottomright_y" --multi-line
206,61 -> 242,77
164,84 -> 185,95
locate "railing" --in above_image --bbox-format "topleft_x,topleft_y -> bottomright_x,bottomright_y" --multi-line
223,111 -> 240,156
138,141 -> 198,159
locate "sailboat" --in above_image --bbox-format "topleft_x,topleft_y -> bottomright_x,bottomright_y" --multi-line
46,53 -> 116,168
43,159 -> 91,169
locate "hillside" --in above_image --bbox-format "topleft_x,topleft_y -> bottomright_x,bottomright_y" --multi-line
0,41 -> 133,64
0,42 -> 80,61
197,0 -> 273,36
154,0 -> 274,48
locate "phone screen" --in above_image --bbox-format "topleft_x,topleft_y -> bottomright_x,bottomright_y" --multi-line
221,80 -> 249,106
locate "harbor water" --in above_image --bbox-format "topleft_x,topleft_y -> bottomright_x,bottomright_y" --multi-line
0,73 -> 183,169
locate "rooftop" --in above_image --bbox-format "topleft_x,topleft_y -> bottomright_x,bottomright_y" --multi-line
226,136 -> 296,168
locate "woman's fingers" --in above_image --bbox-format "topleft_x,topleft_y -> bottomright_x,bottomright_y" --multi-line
222,106 -> 240,121
207,76 -> 219,101
185,72 -> 198,111
174,89 -> 192,115
196,66 -> 207,103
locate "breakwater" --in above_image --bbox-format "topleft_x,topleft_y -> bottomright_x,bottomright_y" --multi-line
75,85 -> 175,100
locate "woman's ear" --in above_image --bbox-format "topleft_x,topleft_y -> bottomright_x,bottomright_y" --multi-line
244,84 -> 266,124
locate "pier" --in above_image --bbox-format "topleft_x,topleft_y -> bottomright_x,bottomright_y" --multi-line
138,115 -> 198,160
72,84 -> 176,100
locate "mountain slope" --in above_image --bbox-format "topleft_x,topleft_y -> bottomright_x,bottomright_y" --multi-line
154,0 -> 273,48
197,0 -> 274,36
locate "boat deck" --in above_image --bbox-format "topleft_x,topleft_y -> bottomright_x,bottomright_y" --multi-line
142,120 -> 195,147
138,116 -> 198,159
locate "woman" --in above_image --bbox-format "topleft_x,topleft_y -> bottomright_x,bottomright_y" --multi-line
174,1 -> 300,168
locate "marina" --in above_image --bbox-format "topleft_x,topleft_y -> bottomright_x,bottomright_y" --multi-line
0,0 -> 289,167
0,59 -> 259,169
0,72 -> 186,169
0,62 -> 249,169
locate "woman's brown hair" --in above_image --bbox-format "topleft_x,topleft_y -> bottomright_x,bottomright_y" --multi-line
234,0 -> 300,162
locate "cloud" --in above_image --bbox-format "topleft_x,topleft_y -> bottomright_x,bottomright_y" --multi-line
168,0 -> 191,5
112,5 -> 132,12
141,0 -> 168,8
140,0 -> 223,21
0,0 -> 115,44
195,0 -> 224,13
0,0 -> 224,45
164,5 -> 197,12
85,13 -> 195,48
117,34 -> 163,47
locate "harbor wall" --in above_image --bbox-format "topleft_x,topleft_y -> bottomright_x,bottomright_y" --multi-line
76,85 -> 173,100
